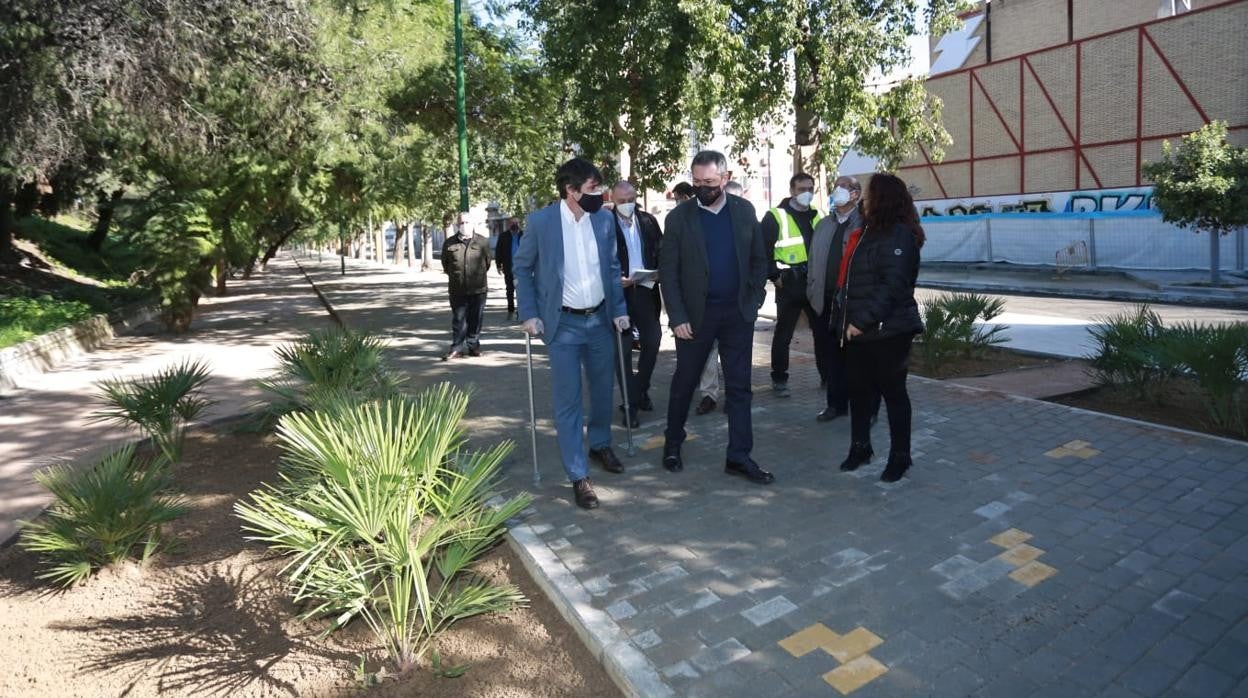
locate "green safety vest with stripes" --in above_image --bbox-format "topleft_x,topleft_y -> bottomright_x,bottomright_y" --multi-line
770,207 -> 822,265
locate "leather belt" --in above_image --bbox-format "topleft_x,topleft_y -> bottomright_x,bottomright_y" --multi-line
560,301 -> 605,316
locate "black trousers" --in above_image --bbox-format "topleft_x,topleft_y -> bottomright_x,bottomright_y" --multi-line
771,277 -> 828,384
817,307 -> 881,417
502,271 -> 516,313
846,333 -> 914,458
449,292 -> 486,353
617,284 -> 661,413
665,301 -> 755,462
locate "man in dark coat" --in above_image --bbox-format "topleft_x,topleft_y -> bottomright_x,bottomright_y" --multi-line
611,180 -> 663,427
441,212 -> 492,360
660,150 -> 773,485
495,216 -> 523,321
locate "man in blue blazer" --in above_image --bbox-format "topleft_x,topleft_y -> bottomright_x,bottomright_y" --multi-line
660,150 -> 774,485
514,158 -> 631,510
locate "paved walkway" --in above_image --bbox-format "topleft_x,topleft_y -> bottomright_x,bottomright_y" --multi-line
0,258 -> 332,544
304,255 -> 1248,698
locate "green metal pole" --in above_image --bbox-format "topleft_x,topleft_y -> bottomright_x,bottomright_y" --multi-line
454,0 -> 469,212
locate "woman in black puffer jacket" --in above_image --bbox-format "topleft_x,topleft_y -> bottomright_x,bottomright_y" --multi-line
833,173 -> 925,482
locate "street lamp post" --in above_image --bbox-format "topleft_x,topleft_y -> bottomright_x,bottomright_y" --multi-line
454,0 -> 470,213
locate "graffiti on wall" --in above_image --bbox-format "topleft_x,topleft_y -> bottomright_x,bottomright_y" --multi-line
919,188 -> 1157,217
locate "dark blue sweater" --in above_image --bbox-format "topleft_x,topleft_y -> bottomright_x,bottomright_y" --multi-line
700,206 -> 739,304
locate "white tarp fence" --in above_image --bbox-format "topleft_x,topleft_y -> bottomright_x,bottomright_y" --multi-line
920,211 -> 1246,271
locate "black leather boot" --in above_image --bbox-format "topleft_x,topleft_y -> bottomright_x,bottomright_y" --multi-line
839,442 -> 874,471
880,454 -> 912,483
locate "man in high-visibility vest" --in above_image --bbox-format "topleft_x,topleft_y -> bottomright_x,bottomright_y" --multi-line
762,172 -> 827,397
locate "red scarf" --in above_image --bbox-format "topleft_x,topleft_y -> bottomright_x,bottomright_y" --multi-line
836,227 -> 865,289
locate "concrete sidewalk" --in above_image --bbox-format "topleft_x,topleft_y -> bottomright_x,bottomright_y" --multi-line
0,258 -> 333,545
303,255 -> 1248,698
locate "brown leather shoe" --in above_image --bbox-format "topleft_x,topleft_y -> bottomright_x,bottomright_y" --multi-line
589,447 -> 624,474
695,395 -> 717,415
573,478 -> 599,509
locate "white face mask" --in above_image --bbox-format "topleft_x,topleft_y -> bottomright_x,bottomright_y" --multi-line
616,202 -> 636,219
794,191 -> 814,207
832,186 -> 853,207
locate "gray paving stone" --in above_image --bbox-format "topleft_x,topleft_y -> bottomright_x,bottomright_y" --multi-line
1117,550 -> 1162,574
740,595 -> 797,627
939,557 -> 1015,601
660,660 -> 698,680
1174,663 -> 1236,697
1120,657 -> 1185,697
665,589 -> 721,618
606,599 -> 637,621
1153,589 -> 1206,620
931,554 -> 980,580
631,629 -> 662,650
690,638 -> 750,673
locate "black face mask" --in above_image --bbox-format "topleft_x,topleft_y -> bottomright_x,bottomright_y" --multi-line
507,225 -> 519,233
694,184 -> 722,207
577,191 -> 605,214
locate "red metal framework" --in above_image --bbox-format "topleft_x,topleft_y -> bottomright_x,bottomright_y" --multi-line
905,0 -> 1248,198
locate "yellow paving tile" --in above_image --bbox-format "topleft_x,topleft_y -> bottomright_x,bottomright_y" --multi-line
998,543 -> 1046,567
823,655 -> 889,695
1072,447 -> 1101,459
822,626 -> 884,663
1044,447 -> 1072,458
989,528 -> 1033,549
1010,560 -> 1059,587
779,623 -> 839,658
1065,440 -> 1091,450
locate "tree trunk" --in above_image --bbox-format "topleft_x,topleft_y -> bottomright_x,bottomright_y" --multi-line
13,181 -> 39,219
405,222 -> 414,267
260,225 -> 298,269
243,252 -> 259,279
393,221 -> 403,264
0,184 -> 15,262
420,223 -> 433,271
87,188 -> 125,252
216,219 -> 230,296
1210,229 -> 1222,286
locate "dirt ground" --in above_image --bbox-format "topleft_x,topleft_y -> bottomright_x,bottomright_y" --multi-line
909,344 -> 1059,379
1051,379 -> 1247,442
0,430 -> 620,698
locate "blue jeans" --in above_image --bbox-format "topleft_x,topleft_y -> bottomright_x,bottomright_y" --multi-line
664,301 -> 755,462
547,311 -> 615,482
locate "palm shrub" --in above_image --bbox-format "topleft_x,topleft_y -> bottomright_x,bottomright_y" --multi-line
1156,321 -> 1248,436
236,384 -> 530,673
1086,305 -> 1176,401
254,327 -> 406,427
918,292 -> 1010,371
92,360 -> 214,464
18,444 -> 188,586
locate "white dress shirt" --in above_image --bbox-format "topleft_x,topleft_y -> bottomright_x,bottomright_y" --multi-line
560,199 -> 605,309
617,213 -> 654,289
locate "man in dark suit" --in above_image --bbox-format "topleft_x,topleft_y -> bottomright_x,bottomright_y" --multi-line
513,158 -> 631,510
610,180 -> 662,428
495,216 -> 522,321
659,150 -> 773,485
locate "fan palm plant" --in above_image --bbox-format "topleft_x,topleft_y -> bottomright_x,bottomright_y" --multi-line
19,444 -> 188,586
92,360 -> 214,463
1157,321 -> 1248,436
236,384 -> 530,673
253,327 -> 406,428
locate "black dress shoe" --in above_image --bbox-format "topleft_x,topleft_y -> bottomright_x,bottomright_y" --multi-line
662,443 -> 683,472
816,408 -> 848,423
638,395 -> 654,412
695,395 -> 717,416
468,347 -> 482,357
725,459 -> 775,485
573,478 -> 599,509
589,446 -> 625,474
840,442 -> 874,471
880,454 -> 912,483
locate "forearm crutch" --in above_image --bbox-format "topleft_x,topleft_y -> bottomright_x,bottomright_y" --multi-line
613,326 -> 637,456
525,331 -> 540,486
